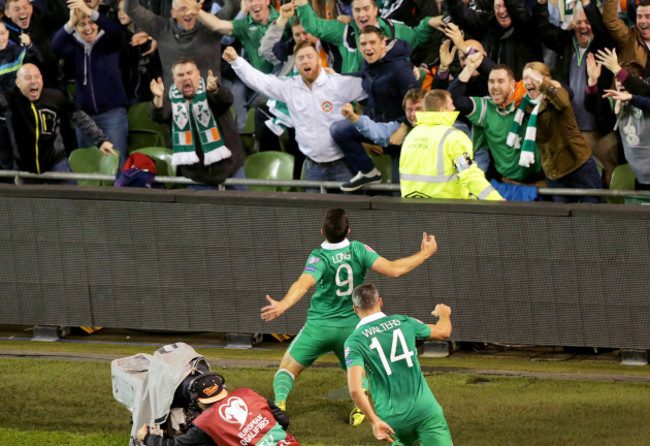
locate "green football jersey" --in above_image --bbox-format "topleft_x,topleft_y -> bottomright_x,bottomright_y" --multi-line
345,313 -> 441,427
302,239 -> 380,327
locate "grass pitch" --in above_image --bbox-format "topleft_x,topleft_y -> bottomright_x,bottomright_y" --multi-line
1,348 -> 649,446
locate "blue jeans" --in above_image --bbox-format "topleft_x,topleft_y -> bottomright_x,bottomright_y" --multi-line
329,120 -> 376,174
545,156 -> 604,203
303,157 -> 354,193
24,158 -> 77,185
76,107 -> 129,168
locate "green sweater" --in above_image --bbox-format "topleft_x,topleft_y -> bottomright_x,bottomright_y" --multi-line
296,3 -> 434,73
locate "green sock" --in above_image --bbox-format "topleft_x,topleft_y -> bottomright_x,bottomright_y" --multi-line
273,369 -> 295,403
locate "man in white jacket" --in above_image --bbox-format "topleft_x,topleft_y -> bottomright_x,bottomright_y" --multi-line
223,42 -> 367,192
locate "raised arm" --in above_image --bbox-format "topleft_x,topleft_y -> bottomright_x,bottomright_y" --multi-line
224,46 -> 289,102
371,232 -> 437,278
123,0 -> 168,38
601,0 -> 632,47
259,3 -> 294,65
295,0 -> 345,45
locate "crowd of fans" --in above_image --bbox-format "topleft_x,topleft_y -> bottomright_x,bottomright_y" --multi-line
0,0 -> 648,200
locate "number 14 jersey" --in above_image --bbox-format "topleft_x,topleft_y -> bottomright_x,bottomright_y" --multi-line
345,312 -> 442,428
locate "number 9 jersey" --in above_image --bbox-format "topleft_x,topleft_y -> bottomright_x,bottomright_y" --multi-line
303,240 -> 380,327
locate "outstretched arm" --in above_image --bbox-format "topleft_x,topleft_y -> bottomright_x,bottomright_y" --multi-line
347,365 -> 396,442
371,232 -> 437,278
261,273 -> 317,321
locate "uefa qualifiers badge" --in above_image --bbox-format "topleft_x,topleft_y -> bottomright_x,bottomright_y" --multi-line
321,101 -> 333,112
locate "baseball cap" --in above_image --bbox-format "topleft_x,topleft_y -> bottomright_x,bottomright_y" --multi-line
191,373 -> 227,404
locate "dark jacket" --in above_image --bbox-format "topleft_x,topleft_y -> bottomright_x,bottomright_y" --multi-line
150,82 -> 244,185
51,12 -> 129,115
0,87 -> 107,173
447,0 -> 543,79
2,7 -> 66,87
358,38 -> 418,123
0,40 -> 43,91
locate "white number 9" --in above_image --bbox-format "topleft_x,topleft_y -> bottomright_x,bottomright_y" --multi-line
335,263 -> 353,296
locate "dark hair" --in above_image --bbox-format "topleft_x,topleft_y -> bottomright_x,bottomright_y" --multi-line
293,40 -> 317,56
291,16 -> 302,28
620,60 -> 646,78
172,57 -> 198,72
490,63 -> 515,81
358,25 -> 384,39
424,89 -> 452,111
322,208 -> 349,243
402,88 -> 426,110
638,0 -> 650,8
352,284 -> 379,310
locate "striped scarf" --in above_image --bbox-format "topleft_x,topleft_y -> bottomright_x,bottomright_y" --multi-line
169,78 -> 231,167
507,94 -> 542,166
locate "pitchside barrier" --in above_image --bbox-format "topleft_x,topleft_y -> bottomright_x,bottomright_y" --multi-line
0,184 -> 649,350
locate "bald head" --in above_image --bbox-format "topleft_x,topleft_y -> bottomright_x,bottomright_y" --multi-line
16,63 -> 43,102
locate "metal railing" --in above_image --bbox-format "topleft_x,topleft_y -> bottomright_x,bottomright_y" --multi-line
2,169 -> 650,200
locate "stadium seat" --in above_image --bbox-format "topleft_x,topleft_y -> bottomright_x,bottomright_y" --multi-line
132,147 -> 176,177
244,151 -> 294,192
69,146 -> 119,186
240,108 -> 257,155
608,164 -> 635,205
127,102 -> 169,151
371,154 -> 393,184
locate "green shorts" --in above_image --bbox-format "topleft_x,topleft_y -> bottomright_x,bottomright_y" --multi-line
287,321 -> 356,369
392,409 -> 452,446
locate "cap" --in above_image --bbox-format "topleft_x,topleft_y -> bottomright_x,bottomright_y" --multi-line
191,373 -> 226,405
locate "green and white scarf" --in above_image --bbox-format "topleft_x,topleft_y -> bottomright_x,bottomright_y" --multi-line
169,78 -> 231,166
507,93 -> 542,166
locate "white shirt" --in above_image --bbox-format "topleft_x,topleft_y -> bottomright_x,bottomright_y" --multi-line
231,57 -> 367,163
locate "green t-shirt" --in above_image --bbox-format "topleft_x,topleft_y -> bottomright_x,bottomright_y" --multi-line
469,96 -> 543,181
345,313 -> 441,427
231,8 -> 286,74
302,239 -> 380,326
296,4 -> 434,73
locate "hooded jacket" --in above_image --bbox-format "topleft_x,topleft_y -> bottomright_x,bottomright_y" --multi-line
400,110 -> 503,200
358,38 -> 418,124
50,11 -> 128,115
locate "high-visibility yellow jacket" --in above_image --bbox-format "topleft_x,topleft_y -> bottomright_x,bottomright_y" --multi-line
400,111 -> 504,200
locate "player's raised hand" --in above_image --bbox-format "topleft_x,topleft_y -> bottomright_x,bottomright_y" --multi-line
432,304 -> 451,318
421,232 -> 438,257
371,418 -> 396,442
261,295 -> 286,322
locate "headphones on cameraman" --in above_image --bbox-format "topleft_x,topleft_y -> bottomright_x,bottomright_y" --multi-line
187,372 -> 227,406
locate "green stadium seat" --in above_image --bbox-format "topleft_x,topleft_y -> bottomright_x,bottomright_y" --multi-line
69,147 -> 119,186
132,147 -> 176,177
127,102 -> 169,151
240,108 -> 257,155
608,163 -> 635,204
371,154 -> 393,184
244,151 -> 294,192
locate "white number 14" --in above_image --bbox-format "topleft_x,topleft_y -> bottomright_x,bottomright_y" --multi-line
369,328 -> 414,375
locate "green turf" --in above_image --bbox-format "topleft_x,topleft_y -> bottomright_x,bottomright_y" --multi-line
1,357 -> 649,446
